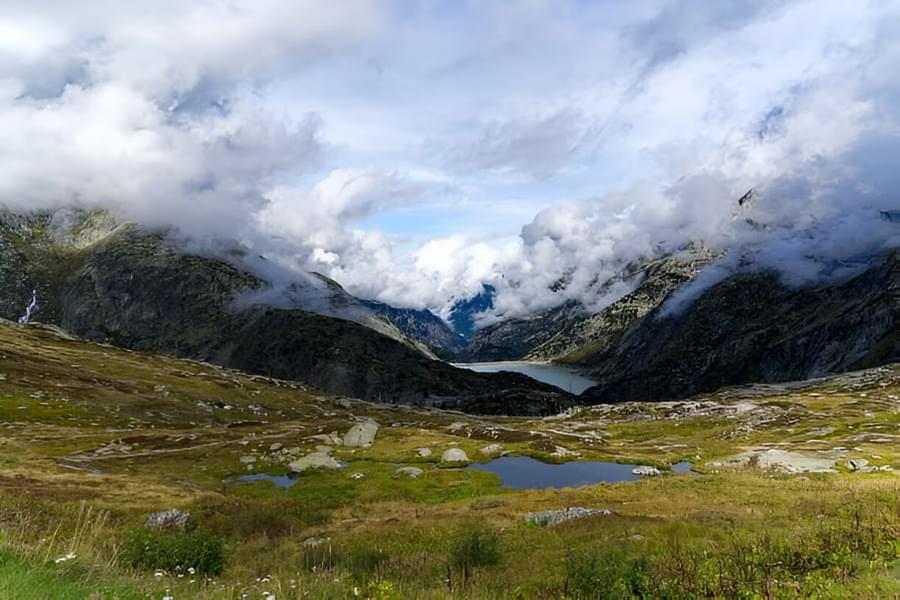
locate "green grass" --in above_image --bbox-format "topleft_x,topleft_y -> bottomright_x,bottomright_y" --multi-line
0,548 -> 140,600
0,323 -> 898,598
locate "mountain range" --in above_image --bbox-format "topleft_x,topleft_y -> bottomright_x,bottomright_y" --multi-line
2,206 -> 897,412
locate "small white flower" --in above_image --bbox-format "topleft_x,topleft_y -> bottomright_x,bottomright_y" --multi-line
53,552 -> 76,564
154,570 -> 165,577
187,567 -> 196,575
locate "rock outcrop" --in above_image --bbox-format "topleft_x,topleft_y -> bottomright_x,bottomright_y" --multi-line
581,251 -> 898,404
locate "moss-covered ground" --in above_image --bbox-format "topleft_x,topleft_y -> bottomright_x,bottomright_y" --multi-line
0,322 -> 897,598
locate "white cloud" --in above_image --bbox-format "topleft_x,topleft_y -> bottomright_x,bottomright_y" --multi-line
0,0 -> 898,327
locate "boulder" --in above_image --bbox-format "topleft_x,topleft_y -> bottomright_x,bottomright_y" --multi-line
441,448 -> 470,464
846,458 -> 869,472
526,507 -> 613,528
393,466 -> 424,479
415,447 -> 433,458
145,509 -> 191,531
288,451 -> 342,474
479,444 -> 503,455
343,420 -> 379,448
632,465 -> 661,477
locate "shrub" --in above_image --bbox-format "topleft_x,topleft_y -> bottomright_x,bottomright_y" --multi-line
120,526 -> 225,576
565,548 -> 650,600
344,546 -> 389,583
448,526 -> 502,587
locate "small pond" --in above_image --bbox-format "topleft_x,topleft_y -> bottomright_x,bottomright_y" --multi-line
453,361 -> 598,394
466,456 -> 693,489
225,472 -> 296,489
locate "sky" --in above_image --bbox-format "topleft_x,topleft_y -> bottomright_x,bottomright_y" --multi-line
1,0 -> 899,323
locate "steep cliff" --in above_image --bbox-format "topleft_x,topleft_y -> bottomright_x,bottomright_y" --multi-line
580,250 -> 898,403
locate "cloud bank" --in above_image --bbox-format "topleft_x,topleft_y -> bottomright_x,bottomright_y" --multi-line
1,0 -> 898,327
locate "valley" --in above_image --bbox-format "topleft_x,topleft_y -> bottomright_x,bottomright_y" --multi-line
0,321 -> 897,598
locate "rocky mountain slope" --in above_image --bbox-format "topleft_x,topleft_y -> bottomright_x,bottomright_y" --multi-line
459,245 -> 716,362
581,249 -> 899,403
0,208 -> 568,414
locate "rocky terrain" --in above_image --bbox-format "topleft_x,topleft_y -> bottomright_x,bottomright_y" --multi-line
581,249 -> 899,404
458,245 -> 717,363
0,321 -> 896,598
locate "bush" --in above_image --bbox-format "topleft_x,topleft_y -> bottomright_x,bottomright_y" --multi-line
120,526 -> 225,576
449,526 -> 502,587
344,546 -> 389,583
565,548 -> 650,600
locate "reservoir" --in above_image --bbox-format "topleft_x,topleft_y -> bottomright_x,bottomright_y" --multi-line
454,361 -> 598,394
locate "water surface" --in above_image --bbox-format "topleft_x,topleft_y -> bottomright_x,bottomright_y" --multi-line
466,456 -> 692,489
454,361 -> 598,394
226,473 -> 296,488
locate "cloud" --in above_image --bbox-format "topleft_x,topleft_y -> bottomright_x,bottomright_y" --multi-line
446,109 -> 599,178
0,0 -> 898,329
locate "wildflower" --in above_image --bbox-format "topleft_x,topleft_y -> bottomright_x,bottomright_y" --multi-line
54,552 -> 76,564
187,567 -> 196,575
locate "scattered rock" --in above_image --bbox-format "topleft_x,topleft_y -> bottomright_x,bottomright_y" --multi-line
846,458 -> 869,472
551,445 -> 579,458
288,451 -> 342,474
415,447 -> 433,458
239,455 -> 257,464
269,442 -> 283,452
343,420 -> 379,448
479,444 -> 503,455
526,507 -> 613,528
393,467 -> 424,479
441,448 -> 470,464
632,466 -> 661,477
349,472 -> 366,480
302,537 -> 330,547
145,509 -> 191,531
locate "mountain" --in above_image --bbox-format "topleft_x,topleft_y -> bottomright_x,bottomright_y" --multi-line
459,245 -> 716,362
361,298 -> 465,358
0,207 -> 570,415
580,249 -> 899,403
447,283 -> 495,339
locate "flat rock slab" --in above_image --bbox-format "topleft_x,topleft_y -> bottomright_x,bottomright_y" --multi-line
712,449 -> 840,474
343,420 -> 379,448
526,507 -> 613,528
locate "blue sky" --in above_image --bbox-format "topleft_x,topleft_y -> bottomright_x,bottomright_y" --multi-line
1,0 -> 898,319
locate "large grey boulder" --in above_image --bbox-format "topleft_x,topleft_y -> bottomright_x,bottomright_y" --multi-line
441,448 -> 470,464
288,451 -> 342,474
343,420 -> 379,448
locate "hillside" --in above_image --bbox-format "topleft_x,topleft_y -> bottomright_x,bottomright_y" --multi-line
0,321 -> 897,598
581,249 -> 899,404
0,208 -> 567,415
459,246 -> 716,363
